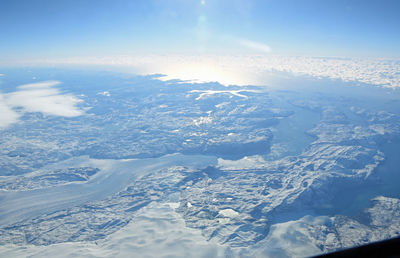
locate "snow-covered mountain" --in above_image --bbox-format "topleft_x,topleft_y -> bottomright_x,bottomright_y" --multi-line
0,68 -> 399,257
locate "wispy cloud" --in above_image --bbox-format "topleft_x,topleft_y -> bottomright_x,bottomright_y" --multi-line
238,38 -> 271,53
0,81 -> 83,129
18,80 -> 61,89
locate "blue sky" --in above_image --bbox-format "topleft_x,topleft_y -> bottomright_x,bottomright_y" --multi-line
1,0 -> 399,59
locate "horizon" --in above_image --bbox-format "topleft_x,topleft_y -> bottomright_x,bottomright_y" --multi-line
1,0 -> 400,61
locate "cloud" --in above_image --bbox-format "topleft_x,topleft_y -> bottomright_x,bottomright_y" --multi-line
0,81 -> 83,129
97,91 -> 111,97
31,55 -> 400,88
0,95 -> 20,128
238,38 -> 271,53
17,80 -> 61,89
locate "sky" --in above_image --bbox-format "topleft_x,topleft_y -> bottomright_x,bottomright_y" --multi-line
0,0 -> 399,60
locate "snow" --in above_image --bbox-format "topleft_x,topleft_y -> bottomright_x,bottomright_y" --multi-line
0,202 -> 228,258
218,209 -> 239,218
0,154 -> 217,227
1,69 -> 399,257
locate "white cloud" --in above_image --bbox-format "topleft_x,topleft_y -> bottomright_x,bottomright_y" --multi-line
238,38 -> 271,53
97,91 -> 111,97
31,55 -> 400,88
6,88 -> 83,117
0,95 -> 20,128
0,81 -> 83,129
17,80 -> 60,89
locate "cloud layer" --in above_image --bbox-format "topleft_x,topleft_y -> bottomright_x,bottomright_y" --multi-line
34,55 -> 400,88
0,81 -> 83,128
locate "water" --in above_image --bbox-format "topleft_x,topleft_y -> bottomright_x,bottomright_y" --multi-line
314,138 -> 400,220
265,92 -> 320,160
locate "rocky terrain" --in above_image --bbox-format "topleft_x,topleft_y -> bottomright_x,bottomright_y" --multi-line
0,69 -> 399,256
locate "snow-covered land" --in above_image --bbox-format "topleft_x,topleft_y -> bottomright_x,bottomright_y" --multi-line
0,68 -> 399,257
